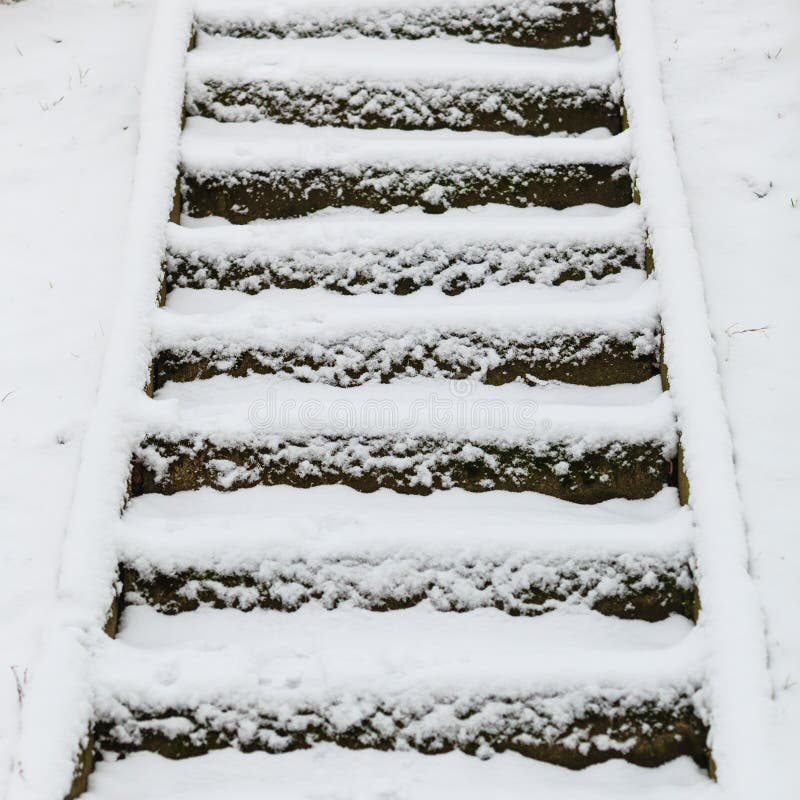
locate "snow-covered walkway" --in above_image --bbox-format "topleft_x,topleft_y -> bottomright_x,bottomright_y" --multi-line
0,0 -> 797,797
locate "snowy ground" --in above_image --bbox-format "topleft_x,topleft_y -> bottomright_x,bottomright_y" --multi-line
652,1 -> 800,794
0,0 -> 156,792
0,0 -> 797,797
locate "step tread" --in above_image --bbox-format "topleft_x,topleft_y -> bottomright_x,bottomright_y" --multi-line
85,748 -> 712,800
118,486 -> 693,619
94,607 -> 704,764
119,485 -> 691,569
180,118 -> 630,172
171,204 -> 644,254
187,33 -> 618,86
134,378 -> 673,499
154,271 -> 657,343
166,205 -> 644,294
142,374 -> 673,444
193,0 -> 614,48
97,605 -> 699,696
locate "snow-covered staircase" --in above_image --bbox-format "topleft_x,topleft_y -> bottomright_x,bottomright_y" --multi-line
78,1 -> 717,797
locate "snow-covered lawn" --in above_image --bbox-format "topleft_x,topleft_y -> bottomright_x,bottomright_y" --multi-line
0,0 -> 157,790
652,1 -> 800,794
0,0 -> 796,796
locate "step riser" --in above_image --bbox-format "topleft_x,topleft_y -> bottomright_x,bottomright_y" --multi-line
197,1 -> 614,49
187,83 -> 622,136
132,436 -> 673,502
181,165 -> 633,222
153,332 -> 659,389
120,558 -> 695,620
164,242 -> 642,295
94,692 -> 706,769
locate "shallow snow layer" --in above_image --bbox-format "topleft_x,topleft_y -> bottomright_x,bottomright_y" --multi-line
194,0 -> 612,22
180,118 -> 628,172
187,32 -> 618,85
145,373 -> 674,447
118,486 -> 693,616
153,271 -> 658,351
97,604 -> 700,699
119,484 -> 692,567
173,203 -> 644,248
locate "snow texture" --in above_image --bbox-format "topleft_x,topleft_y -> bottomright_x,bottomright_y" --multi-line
143,374 -> 673,443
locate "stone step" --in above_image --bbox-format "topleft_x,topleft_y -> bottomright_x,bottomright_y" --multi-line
186,34 -> 621,135
180,120 -> 632,221
130,377 -> 676,502
152,272 -> 660,388
194,0 -> 615,49
118,485 -> 694,620
165,205 -> 645,295
92,603 -> 706,768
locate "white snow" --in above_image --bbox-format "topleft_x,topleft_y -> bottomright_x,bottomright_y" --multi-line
181,117 -> 628,172
170,203 -> 644,250
121,484 -> 690,554
649,1 -> 800,796
186,32 -> 618,85
153,270 -> 658,357
3,2 -> 193,799
82,748 -> 715,800
104,604 -> 697,691
163,263 -> 648,312
615,1 -> 772,795
118,485 -> 693,617
194,0 -> 611,22
0,0 -> 157,795
167,204 -> 644,293
145,373 -> 675,447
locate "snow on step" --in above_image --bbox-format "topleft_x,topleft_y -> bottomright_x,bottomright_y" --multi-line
118,485 -> 694,619
180,120 -> 630,172
152,272 -> 659,388
194,0 -> 614,49
180,121 -> 632,220
131,376 -> 676,501
92,604 -> 707,767
186,35 -> 621,134
166,204 -> 645,294
84,749 -> 715,800
188,32 -> 618,87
